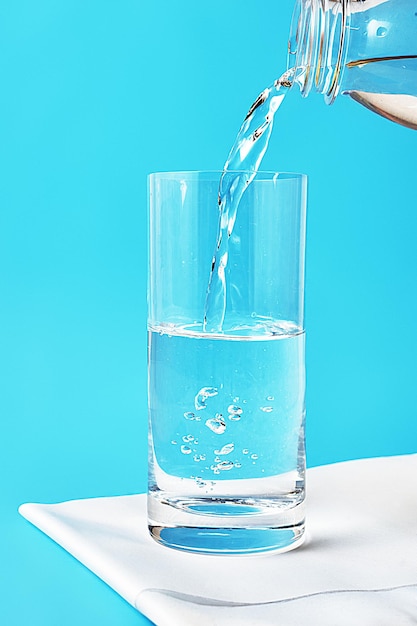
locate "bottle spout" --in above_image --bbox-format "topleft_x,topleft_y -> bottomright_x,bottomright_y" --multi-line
287,0 -> 350,103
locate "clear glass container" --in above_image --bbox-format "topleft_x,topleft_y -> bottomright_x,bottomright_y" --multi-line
288,0 -> 417,129
147,171 -> 307,555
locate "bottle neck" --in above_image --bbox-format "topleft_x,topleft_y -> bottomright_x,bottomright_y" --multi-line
288,0 -> 350,103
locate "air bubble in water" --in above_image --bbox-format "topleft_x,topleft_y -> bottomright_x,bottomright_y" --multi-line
205,413 -> 226,434
234,461 -> 242,468
214,443 -> 235,455
266,395 -> 274,401
227,405 -> 243,421
182,434 -> 194,443
217,460 -> 234,471
260,406 -> 273,413
171,440 -> 177,445
195,386 -> 218,411
181,445 -> 192,455
251,453 -> 258,460
184,411 -> 196,420
242,448 -> 249,455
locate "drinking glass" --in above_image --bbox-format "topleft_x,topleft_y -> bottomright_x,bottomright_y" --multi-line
147,170 -> 307,554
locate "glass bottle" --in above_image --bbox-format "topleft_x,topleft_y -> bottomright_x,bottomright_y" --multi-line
287,0 -> 417,129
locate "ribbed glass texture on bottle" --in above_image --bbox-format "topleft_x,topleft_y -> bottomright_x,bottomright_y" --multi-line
288,0 -> 417,129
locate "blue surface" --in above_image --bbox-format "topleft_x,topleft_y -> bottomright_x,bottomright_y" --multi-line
1,1 -> 416,624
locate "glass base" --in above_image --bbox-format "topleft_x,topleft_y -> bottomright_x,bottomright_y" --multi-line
148,495 -> 305,555
149,523 -> 305,555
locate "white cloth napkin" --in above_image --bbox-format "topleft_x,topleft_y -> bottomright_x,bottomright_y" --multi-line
19,455 -> 417,625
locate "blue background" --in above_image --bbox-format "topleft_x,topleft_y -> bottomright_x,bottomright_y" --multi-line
1,1 -> 416,624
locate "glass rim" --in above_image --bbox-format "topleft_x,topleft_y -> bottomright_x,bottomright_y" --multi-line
148,170 -> 307,181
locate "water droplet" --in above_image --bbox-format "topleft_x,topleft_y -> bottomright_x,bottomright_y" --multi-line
214,456 -> 221,463
266,395 -> 274,401
171,440 -> 177,445
251,453 -> 258,460
233,396 -> 240,403
242,448 -> 249,455
184,411 -> 196,420
193,454 -> 200,462
260,406 -> 273,413
180,445 -> 192,455
376,25 -> 387,37
199,454 -> 206,461
214,443 -> 235,455
182,434 -> 194,443
205,413 -> 226,434
234,462 -> 242,469
195,386 -> 218,411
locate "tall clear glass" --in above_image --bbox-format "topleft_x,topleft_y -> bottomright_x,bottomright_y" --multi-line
147,171 -> 307,555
